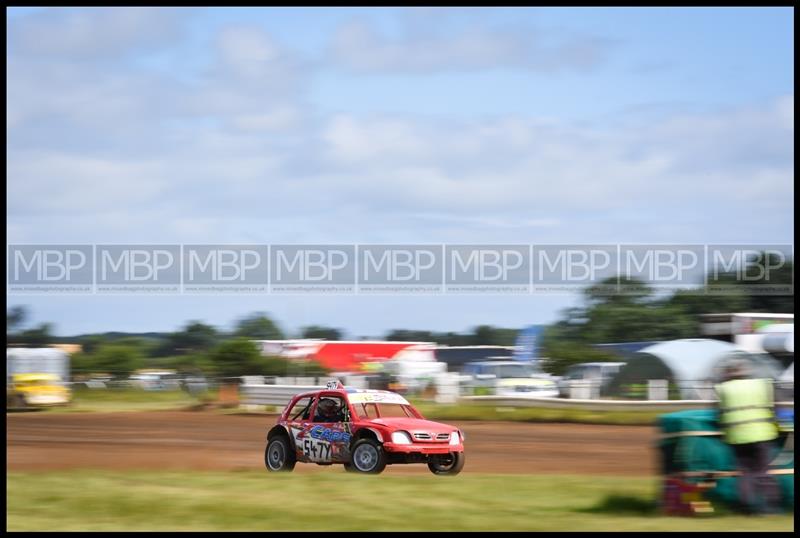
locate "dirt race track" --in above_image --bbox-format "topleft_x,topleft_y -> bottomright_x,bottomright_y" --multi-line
7,411 -> 658,476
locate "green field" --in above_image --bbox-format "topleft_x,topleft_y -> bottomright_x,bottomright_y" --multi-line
44,388 -> 212,413
414,400 -> 665,426
6,471 -> 793,531
237,400 -> 668,426
30,389 -> 670,426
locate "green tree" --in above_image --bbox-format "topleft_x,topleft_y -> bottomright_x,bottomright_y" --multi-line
7,305 -> 27,333
300,325 -> 342,340
707,252 -> 793,313
538,253 -> 794,376
71,343 -> 145,376
13,323 -> 55,347
385,329 -> 435,342
470,325 -> 519,346
539,328 -> 622,376
384,326 -> 519,347
207,338 -> 267,378
207,338 -> 329,378
666,289 -> 749,322
153,321 -> 219,356
234,313 -> 285,340
79,335 -> 107,355
539,277 -> 697,375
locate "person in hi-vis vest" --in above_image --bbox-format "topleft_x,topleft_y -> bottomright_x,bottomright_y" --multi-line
715,361 -> 781,514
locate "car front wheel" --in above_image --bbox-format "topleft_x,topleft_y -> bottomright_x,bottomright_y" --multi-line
428,452 -> 465,476
349,439 -> 387,474
265,436 -> 296,472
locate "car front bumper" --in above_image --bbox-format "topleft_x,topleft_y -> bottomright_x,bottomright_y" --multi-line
383,442 -> 464,454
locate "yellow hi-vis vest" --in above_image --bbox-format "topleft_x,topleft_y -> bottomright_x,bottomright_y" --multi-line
715,378 -> 778,445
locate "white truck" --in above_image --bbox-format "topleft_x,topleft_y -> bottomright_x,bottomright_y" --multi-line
6,348 -> 71,408
6,347 -> 70,384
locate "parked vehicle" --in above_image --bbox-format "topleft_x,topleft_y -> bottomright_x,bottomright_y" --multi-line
7,373 -> 71,408
265,381 -> 465,475
462,360 -> 558,397
127,369 -> 182,391
6,347 -> 69,385
71,372 -> 114,389
182,375 -> 210,395
377,358 -> 447,395
557,362 -> 626,398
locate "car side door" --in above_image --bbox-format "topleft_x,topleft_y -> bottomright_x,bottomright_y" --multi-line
302,392 -> 353,464
286,395 -> 315,463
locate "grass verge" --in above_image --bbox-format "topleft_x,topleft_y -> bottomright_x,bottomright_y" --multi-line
41,388 -> 214,413
6,470 -> 793,531
13,387 -> 666,425
230,400 -> 667,426
412,401 -> 664,426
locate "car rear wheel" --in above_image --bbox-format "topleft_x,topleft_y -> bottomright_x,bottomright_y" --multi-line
12,394 -> 27,410
428,452 -> 465,476
350,439 -> 387,474
265,436 -> 296,472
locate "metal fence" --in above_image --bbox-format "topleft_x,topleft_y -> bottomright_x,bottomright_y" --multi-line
59,370 -> 794,410
238,382 -> 795,412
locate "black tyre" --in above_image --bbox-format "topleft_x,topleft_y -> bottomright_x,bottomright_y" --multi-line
343,462 -> 358,473
265,435 -> 296,472
349,438 -> 387,474
428,452 -> 465,476
13,394 -> 27,410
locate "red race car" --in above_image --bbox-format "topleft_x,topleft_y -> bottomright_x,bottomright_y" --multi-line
265,381 -> 465,475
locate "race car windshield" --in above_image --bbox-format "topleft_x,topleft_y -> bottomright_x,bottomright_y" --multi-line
353,403 -> 419,419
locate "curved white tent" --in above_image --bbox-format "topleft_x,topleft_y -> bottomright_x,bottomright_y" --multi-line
780,362 -> 794,382
610,338 -> 784,400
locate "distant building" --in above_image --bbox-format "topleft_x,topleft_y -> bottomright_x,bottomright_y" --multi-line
701,312 -> 793,344
701,312 -> 793,368
49,343 -> 83,355
433,346 -> 515,373
251,339 -> 436,372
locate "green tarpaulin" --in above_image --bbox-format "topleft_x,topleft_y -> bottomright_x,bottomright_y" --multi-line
658,409 -> 793,512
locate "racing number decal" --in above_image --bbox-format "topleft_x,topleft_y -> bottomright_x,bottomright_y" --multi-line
290,424 -> 351,463
302,438 -> 332,462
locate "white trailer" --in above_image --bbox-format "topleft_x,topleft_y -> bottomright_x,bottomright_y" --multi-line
6,348 -> 70,384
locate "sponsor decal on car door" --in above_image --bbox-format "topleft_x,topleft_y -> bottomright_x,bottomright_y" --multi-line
291,423 -> 353,463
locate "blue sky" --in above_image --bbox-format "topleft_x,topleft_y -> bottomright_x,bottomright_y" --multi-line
6,7 -> 794,337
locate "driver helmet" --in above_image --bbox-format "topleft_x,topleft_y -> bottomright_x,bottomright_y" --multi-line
317,398 -> 340,419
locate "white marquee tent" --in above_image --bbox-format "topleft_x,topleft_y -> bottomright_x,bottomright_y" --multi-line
608,338 -> 784,400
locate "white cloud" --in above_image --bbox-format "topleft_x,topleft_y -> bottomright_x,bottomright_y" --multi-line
6,11 -> 793,247
330,19 -> 616,74
217,26 -> 283,77
8,7 -> 185,59
7,95 -> 794,245
229,106 -> 301,132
